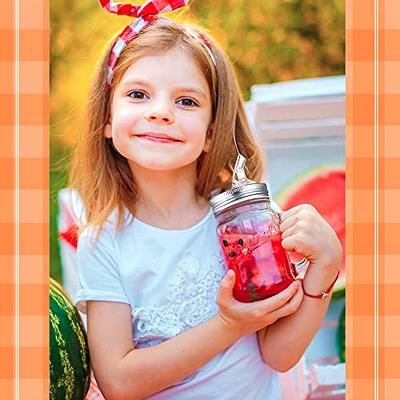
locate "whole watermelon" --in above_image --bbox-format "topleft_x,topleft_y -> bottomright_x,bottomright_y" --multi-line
50,278 -> 90,400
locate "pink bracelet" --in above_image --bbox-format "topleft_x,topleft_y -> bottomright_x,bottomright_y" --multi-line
301,270 -> 340,299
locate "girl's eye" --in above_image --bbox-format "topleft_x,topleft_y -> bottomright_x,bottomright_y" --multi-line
178,98 -> 198,107
128,90 -> 148,100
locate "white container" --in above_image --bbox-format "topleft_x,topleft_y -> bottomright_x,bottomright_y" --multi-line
248,75 -> 345,196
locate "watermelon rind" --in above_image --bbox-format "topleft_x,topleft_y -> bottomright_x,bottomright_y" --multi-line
275,164 -> 345,297
337,305 -> 345,362
274,163 -> 345,204
275,163 -> 344,206
50,278 -> 90,400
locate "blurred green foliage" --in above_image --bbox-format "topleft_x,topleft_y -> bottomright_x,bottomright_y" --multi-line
50,0 -> 344,282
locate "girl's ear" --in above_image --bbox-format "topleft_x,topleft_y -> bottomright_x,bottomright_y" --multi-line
104,122 -> 112,139
203,123 -> 214,153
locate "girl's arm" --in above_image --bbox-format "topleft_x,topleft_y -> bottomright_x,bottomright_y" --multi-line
87,301 -> 240,400
257,204 -> 343,372
257,258 -> 339,371
86,274 -> 303,400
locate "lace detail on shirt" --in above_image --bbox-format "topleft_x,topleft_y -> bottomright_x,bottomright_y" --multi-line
131,250 -> 227,348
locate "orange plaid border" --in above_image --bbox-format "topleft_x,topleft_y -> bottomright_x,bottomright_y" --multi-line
346,0 -> 400,398
1,0 -> 400,399
0,0 -> 49,398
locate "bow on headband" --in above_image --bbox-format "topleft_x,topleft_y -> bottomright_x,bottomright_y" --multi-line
99,0 -> 188,18
99,0 -> 215,84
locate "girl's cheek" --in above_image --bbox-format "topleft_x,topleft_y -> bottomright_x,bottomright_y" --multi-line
119,105 -> 137,119
115,108 -> 139,131
181,113 -> 208,130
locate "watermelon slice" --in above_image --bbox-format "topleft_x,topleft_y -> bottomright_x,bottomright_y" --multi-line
275,165 -> 345,296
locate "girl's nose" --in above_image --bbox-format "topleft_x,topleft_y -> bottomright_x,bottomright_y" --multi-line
144,102 -> 174,124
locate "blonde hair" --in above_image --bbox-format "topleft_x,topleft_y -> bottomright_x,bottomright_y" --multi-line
69,21 -> 265,230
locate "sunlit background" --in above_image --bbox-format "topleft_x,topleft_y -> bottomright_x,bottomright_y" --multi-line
50,0 -> 345,282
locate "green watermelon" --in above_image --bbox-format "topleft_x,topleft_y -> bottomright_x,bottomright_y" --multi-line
50,278 -> 90,400
276,165 -> 345,296
337,305 -> 345,362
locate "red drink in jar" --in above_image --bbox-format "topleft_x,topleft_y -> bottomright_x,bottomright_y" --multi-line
211,183 -> 298,302
219,231 -> 296,302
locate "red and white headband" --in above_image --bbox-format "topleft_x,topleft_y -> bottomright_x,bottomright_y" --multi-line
99,0 -> 216,85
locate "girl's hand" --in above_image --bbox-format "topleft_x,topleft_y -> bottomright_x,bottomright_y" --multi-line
280,204 -> 342,271
216,270 -> 303,337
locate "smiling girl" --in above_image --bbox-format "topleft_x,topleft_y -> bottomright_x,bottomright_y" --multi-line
70,1 -> 342,399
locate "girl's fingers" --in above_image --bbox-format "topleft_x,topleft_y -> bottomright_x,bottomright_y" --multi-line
255,280 -> 301,314
280,224 -> 298,240
279,213 -> 299,232
280,205 -> 305,221
281,233 -> 307,255
267,285 -> 304,322
281,234 -> 297,252
216,270 -> 236,307
281,204 -> 317,223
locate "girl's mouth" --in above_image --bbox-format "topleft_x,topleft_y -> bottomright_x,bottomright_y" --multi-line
135,132 -> 180,143
135,134 -> 181,144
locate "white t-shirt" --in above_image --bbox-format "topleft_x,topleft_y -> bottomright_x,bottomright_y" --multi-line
74,207 -> 281,399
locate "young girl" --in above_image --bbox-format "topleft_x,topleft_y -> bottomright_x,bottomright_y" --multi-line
71,1 -> 343,399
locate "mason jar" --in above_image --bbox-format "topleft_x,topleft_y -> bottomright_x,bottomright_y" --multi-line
210,182 -> 298,302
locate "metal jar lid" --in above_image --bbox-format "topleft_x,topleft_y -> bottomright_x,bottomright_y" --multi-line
210,182 -> 270,216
